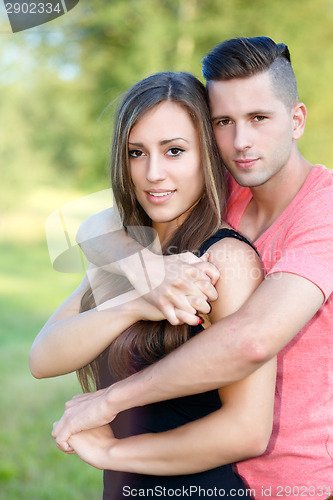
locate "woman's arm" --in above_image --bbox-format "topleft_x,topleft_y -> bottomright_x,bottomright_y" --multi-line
67,237 -> 276,474
29,271 -> 164,379
77,209 -> 220,326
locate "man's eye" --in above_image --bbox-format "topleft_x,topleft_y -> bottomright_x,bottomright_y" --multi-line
129,149 -> 144,158
166,147 -> 184,157
217,119 -> 231,126
253,116 -> 266,122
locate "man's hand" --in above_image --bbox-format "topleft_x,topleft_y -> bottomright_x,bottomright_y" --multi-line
52,389 -> 115,453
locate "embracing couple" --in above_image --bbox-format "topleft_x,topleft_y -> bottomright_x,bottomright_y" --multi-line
30,36 -> 333,500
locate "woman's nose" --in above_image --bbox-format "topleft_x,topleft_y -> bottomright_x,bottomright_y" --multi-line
146,155 -> 167,182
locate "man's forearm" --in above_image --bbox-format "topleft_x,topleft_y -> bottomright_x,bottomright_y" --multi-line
106,311 -> 251,414
106,273 -> 324,414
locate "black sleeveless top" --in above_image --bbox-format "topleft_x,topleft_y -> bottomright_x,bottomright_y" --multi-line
100,229 -> 256,499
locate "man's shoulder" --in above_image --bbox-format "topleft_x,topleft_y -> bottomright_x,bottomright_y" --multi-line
309,164 -> 333,188
298,165 -> 333,207
279,165 -> 333,236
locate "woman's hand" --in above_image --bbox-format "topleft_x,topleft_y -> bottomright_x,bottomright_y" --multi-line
133,295 -> 166,322
68,425 -> 117,470
122,251 -> 219,326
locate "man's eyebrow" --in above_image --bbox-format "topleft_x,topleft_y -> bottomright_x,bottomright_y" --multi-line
247,110 -> 274,116
211,110 -> 274,121
211,114 -> 229,122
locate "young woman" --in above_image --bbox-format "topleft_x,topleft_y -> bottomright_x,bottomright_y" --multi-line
30,72 -> 276,499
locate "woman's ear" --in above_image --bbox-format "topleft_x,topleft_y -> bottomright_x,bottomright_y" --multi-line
292,102 -> 307,140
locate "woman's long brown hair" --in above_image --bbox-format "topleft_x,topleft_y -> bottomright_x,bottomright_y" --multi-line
77,72 -> 227,392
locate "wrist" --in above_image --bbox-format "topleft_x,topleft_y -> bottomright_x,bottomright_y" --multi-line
107,438 -> 129,472
104,381 -> 128,418
105,368 -> 151,416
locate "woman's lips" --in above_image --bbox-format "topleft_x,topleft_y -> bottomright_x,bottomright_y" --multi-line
145,190 -> 176,203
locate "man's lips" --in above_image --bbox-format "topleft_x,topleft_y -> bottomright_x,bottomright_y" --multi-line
234,158 -> 259,169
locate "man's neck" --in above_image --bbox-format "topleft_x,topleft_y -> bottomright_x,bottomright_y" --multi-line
238,155 -> 313,242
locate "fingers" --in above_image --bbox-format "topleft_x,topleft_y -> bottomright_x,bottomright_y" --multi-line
153,264 -> 219,324
144,252 -> 220,325
187,295 -> 212,315
162,287 -> 197,314
193,279 -> 218,303
178,251 -> 202,265
173,309 -> 202,326
160,303 -> 181,325
52,419 -> 73,452
200,252 -> 210,262
191,260 -> 220,285
175,262 -> 219,290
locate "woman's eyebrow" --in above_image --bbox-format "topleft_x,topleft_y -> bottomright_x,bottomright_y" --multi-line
160,138 -> 189,145
129,137 -> 189,147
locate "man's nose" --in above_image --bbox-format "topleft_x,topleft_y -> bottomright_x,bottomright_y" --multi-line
234,123 -> 253,151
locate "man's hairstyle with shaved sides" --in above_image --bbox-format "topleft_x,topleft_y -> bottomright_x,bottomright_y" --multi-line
202,36 -> 299,109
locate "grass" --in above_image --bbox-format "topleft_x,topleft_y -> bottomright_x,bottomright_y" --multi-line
0,187 -> 103,499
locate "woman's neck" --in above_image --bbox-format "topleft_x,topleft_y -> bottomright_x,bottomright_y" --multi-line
153,221 -> 178,249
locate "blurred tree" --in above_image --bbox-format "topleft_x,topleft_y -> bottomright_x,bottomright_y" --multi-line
1,0 -> 333,205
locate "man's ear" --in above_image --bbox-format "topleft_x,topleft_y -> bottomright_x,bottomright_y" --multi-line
292,102 -> 307,140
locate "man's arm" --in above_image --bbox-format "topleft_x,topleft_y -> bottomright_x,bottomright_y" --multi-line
54,236 -> 277,467
65,237 -> 276,475
109,273 -> 323,404
51,271 -> 323,451
67,359 -> 276,474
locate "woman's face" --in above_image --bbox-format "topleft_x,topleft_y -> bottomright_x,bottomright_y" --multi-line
128,101 -> 204,242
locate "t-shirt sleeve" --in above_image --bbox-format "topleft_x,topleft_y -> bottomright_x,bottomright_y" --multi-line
266,188 -> 333,302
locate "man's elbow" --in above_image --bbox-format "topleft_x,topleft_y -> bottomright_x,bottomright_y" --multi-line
239,328 -> 275,368
244,341 -> 272,366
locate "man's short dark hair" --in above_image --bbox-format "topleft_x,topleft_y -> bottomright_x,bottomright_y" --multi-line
202,36 -> 299,109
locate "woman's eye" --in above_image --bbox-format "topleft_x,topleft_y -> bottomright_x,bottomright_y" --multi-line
166,147 -> 184,157
129,149 -> 144,158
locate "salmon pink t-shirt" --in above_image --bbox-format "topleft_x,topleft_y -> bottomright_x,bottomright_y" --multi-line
227,165 -> 333,499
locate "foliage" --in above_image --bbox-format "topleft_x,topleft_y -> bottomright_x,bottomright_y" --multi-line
0,188 -> 102,498
0,0 -> 332,206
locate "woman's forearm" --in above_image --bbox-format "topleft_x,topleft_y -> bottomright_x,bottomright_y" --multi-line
29,290 -> 144,379
107,362 -> 276,476
108,401 -> 269,475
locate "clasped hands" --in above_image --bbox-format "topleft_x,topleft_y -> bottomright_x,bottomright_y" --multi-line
52,251 -> 220,465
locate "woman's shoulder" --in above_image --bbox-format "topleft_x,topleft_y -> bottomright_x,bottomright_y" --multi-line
206,225 -> 263,277
207,227 -> 264,323
201,225 -> 259,259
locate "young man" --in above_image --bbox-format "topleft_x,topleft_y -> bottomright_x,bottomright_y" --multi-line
52,37 -> 333,498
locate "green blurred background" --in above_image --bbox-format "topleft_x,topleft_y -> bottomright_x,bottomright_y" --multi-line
1,1 -> 332,498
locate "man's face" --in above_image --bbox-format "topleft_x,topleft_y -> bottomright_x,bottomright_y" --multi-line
208,72 -> 297,189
